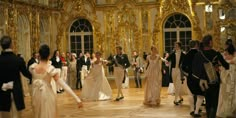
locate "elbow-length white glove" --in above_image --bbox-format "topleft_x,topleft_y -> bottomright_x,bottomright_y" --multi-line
56,79 -> 82,103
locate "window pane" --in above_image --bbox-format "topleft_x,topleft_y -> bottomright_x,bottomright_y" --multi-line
164,14 -> 191,52
180,31 -> 185,38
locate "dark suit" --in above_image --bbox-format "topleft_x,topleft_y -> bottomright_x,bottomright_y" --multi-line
76,57 -> 83,89
81,56 -> 91,70
167,50 -> 185,83
181,49 -> 203,95
167,51 -> 185,69
50,56 -> 62,69
0,51 -> 31,111
27,57 -> 37,69
27,57 -> 38,84
192,49 -> 229,118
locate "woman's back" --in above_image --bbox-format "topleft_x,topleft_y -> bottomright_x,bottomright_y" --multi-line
30,63 -> 58,118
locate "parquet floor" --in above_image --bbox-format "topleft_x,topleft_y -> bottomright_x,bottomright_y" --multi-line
21,80 -> 207,118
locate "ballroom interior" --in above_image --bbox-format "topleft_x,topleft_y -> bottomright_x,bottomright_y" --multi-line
0,0 -> 236,118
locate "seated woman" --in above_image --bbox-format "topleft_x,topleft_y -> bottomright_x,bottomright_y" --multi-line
81,51 -> 112,101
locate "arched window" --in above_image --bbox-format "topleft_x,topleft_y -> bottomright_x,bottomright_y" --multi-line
69,19 -> 93,54
164,13 -> 191,53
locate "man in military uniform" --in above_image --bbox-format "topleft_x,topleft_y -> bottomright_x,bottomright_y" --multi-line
111,46 -> 130,101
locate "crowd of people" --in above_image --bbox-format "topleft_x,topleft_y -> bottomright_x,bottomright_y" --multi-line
0,34 -> 236,118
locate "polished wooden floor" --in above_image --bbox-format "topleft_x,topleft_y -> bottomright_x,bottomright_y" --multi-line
21,80 -> 207,118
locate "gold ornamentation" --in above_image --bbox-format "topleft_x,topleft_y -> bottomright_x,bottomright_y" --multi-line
153,0 -> 200,55
114,3 -> 139,56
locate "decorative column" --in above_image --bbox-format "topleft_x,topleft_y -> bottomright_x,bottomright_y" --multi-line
6,3 -> 17,52
31,9 -> 40,52
191,0 -> 203,41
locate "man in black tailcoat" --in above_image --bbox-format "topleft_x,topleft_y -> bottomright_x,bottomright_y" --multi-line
192,35 -> 229,118
0,36 -> 32,118
166,42 -> 185,105
76,52 -> 84,89
181,40 -> 203,117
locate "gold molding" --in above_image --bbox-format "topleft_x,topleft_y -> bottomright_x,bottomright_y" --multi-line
153,0 -> 202,56
57,0 -> 102,53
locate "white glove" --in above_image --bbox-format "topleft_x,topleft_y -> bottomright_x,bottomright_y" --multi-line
199,80 -> 209,91
1,81 -> 14,91
56,79 -> 81,103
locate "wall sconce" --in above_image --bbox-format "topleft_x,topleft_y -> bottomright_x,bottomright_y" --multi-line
205,4 -> 213,12
219,9 -> 226,20
220,26 -> 226,32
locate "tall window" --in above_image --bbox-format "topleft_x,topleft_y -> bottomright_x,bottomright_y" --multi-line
164,13 -> 191,53
69,19 -> 93,55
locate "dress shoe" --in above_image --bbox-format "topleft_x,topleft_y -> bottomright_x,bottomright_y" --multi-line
190,111 -> 194,116
115,97 -> 120,101
173,101 -> 179,105
119,96 -> 124,100
178,98 -> 183,103
193,114 -> 201,117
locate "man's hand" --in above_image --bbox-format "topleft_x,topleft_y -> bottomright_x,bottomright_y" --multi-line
199,80 -> 209,91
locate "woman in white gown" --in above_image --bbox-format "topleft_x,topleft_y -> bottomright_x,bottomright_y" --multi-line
30,44 -> 83,118
81,51 -> 112,101
217,44 -> 236,117
143,46 -> 162,106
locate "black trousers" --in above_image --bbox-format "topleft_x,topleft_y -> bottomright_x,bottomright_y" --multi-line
76,71 -> 82,89
205,84 -> 220,118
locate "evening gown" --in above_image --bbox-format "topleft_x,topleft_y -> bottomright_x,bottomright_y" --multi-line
217,57 -> 236,117
143,55 -> 162,106
81,61 -> 112,101
68,60 -> 77,89
30,64 -> 58,118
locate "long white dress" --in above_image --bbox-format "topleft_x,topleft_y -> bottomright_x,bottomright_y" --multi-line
217,57 -> 236,117
143,55 -> 162,106
81,61 -> 112,101
30,64 -> 58,118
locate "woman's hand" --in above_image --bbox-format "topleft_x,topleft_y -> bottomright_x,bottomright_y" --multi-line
78,102 -> 83,108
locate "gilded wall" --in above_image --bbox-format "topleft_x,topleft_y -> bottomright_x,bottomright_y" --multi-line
0,0 -> 236,60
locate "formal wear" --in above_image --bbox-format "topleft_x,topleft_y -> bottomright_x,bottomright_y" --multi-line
182,49 -> 203,95
27,57 -> 38,69
167,50 -> 185,102
111,54 -> 130,88
107,55 -> 114,75
0,51 -> 31,118
51,56 -> 62,93
80,56 -> 91,86
76,57 -> 83,89
143,55 -> 162,106
27,57 -> 38,84
30,63 -> 81,118
30,64 -> 58,118
161,61 -> 170,87
68,60 -> 77,89
217,57 -> 236,117
192,49 -> 229,118
81,56 -> 91,71
132,56 -> 143,88
60,56 -> 68,84
81,61 -> 112,101
182,48 -> 204,115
